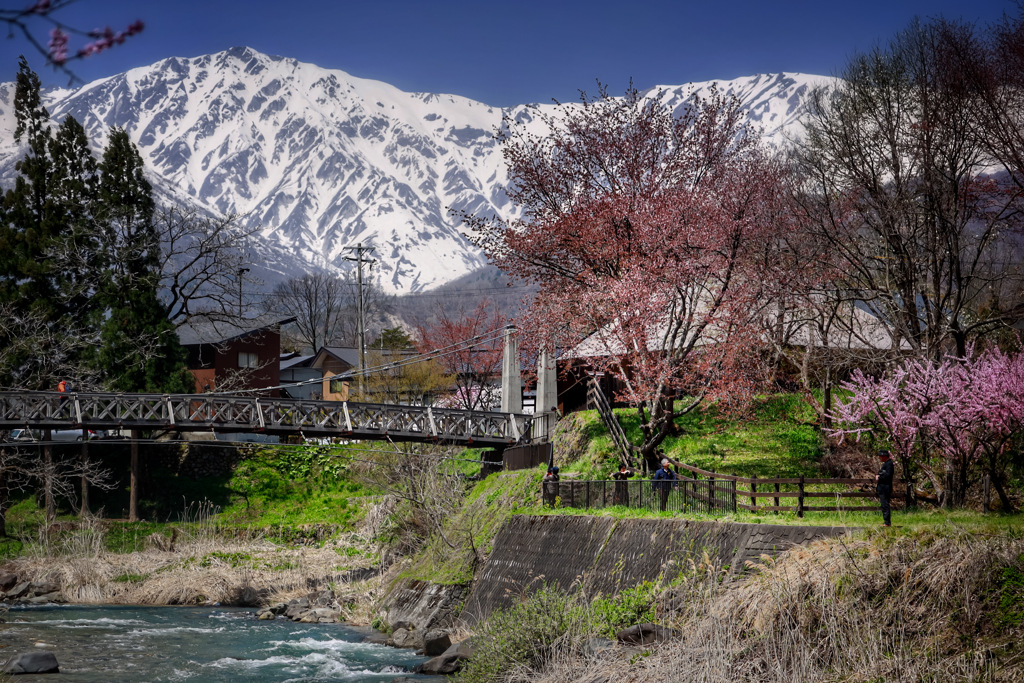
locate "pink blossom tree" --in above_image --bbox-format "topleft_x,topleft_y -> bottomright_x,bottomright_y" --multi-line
830,346 -> 1024,510
465,85 -> 793,470
1,1 -> 143,82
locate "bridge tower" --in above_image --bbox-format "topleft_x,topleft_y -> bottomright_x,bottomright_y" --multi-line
500,325 -> 521,414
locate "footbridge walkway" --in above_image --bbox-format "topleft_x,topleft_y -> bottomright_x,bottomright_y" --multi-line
0,391 -> 534,447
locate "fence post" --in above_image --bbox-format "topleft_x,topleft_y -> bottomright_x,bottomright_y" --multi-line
750,473 -> 757,511
731,475 -> 737,513
585,480 -> 590,509
983,474 -> 991,513
774,482 -> 780,510
797,476 -> 805,518
710,469 -> 716,511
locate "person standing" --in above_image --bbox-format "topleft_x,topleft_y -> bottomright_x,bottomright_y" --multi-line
542,466 -> 560,506
611,463 -> 634,507
876,449 -> 895,527
653,459 -> 677,512
57,379 -> 70,418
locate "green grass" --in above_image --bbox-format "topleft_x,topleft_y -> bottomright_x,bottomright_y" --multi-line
397,468 -> 544,585
556,394 -> 825,481
518,500 -> 1024,532
996,555 -> 1024,629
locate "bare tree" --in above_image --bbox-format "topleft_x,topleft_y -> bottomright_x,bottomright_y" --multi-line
792,19 -> 1024,362
0,437 -> 115,532
355,444 -> 480,569
330,269 -> 394,348
266,272 -> 347,353
157,206 -> 260,328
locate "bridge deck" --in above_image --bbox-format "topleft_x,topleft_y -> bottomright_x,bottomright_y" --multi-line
0,392 -> 533,447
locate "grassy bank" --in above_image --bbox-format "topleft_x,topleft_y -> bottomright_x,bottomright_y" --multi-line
457,523 -> 1024,683
554,394 -> 827,480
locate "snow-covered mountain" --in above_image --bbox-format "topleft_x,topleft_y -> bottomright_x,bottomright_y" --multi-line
0,47 -> 832,293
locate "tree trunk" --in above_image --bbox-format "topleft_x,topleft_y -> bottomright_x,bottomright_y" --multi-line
129,430 -> 139,522
989,469 -> 1015,513
79,434 -> 89,517
43,430 -> 55,524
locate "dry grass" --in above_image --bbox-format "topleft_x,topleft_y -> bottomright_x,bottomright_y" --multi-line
494,529 -> 1024,683
2,521 -> 380,610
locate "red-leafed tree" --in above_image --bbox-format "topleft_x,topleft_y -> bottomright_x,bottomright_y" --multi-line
464,85 -> 793,470
415,299 -> 506,411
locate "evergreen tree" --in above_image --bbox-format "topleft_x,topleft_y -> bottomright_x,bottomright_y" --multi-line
47,115 -> 100,324
0,58 -> 68,388
0,58 -> 56,311
94,129 -> 191,393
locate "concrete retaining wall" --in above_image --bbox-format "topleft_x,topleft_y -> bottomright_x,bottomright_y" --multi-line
384,579 -> 468,631
461,515 -> 847,623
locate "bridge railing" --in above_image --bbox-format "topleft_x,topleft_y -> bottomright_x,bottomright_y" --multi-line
0,392 -> 534,445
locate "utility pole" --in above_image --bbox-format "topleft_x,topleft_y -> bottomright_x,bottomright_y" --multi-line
343,243 -> 376,396
237,267 -> 250,319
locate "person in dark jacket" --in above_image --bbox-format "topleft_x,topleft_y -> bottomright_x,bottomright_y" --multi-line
876,449 -> 895,527
611,463 -> 634,506
652,459 -> 677,512
542,466 -> 560,506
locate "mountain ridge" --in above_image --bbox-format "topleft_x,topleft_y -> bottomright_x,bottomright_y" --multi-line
0,47 -> 834,294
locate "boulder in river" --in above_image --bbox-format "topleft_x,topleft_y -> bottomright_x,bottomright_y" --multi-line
3,651 -> 60,674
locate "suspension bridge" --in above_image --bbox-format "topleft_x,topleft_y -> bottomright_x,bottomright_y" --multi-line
0,391 -> 535,447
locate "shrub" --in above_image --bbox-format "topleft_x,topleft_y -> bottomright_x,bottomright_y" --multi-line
457,582 -> 659,683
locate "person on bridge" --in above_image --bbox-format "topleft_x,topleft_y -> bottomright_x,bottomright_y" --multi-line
57,379 -> 70,417
876,449 -> 895,527
611,463 -> 634,507
653,459 -> 678,512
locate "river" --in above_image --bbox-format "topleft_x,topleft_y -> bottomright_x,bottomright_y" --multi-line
0,604 -> 442,682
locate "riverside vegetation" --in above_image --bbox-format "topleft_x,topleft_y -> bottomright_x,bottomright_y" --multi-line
0,395 -> 1021,681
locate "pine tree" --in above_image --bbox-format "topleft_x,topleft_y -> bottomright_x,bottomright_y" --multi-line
47,115 -> 100,324
0,58 -> 68,388
94,129 -> 191,393
0,58 -> 54,313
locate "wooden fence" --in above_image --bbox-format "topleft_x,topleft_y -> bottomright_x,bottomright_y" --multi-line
504,443 -> 552,471
673,463 -> 902,516
544,478 -> 736,514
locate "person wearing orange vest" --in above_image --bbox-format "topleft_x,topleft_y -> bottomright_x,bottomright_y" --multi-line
57,380 -> 67,393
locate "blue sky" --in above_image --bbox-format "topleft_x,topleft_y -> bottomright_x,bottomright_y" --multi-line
2,0 -> 1015,106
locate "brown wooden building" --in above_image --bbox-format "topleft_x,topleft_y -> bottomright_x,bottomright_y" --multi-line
178,317 -> 295,395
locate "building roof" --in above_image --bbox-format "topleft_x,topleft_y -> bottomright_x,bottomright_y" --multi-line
566,300 -> 901,360
177,316 -> 297,346
311,346 -> 360,371
280,353 -> 315,370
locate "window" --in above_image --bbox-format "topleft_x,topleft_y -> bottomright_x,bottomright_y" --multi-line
238,351 -> 259,368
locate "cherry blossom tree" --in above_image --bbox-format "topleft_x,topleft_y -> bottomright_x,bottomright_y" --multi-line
830,346 -> 1024,510
1,1 -> 143,82
465,85 -> 792,469
415,299 -> 506,411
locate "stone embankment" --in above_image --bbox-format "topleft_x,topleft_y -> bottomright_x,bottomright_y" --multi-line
370,514 -> 850,675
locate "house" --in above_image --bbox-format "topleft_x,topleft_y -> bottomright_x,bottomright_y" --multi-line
177,316 -> 296,395
279,352 -> 319,399
556,300 -> 902,413
309,346 -> 359,401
